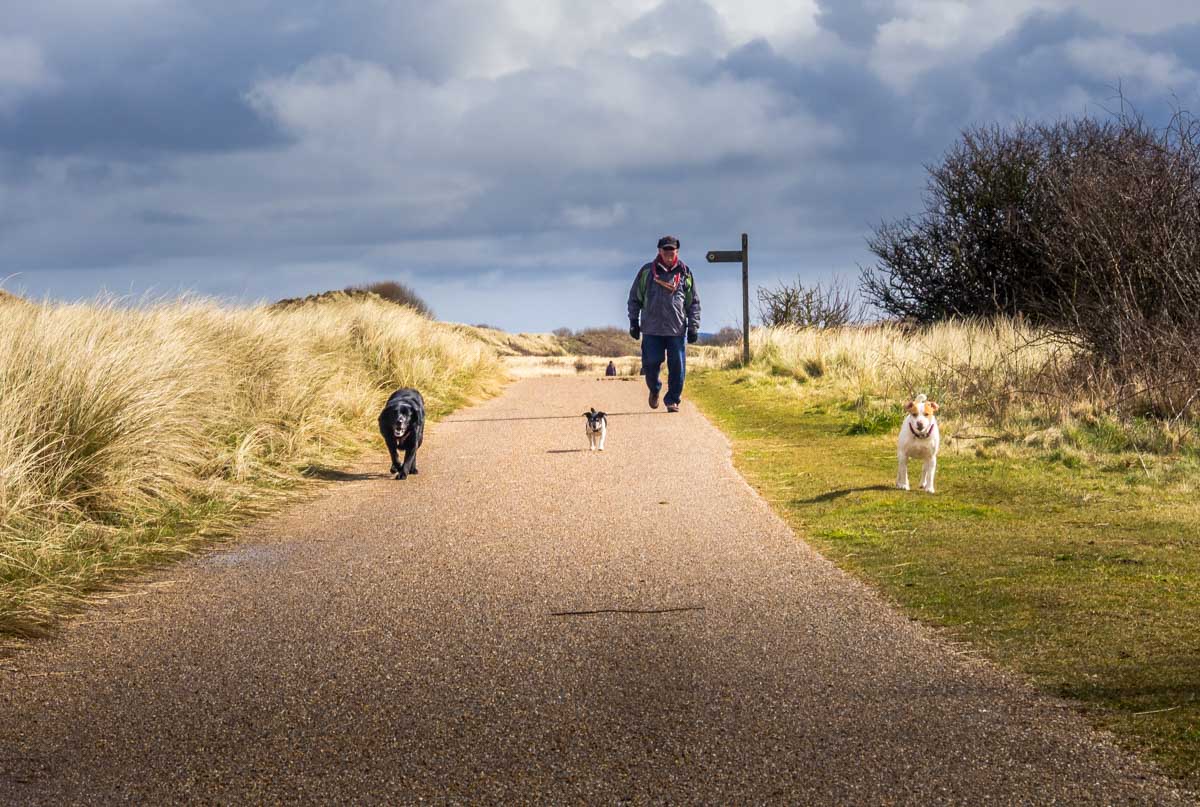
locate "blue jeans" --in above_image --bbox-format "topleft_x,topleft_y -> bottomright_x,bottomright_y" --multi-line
641,334 -> 686,406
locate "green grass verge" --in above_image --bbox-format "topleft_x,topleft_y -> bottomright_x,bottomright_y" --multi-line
689,369 -> 1200,788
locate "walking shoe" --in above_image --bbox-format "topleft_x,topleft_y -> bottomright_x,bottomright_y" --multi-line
666,403 -> 680,413
649,389 -> 660,409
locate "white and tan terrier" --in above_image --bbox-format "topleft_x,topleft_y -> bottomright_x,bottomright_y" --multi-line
897,394 -> 940,493
583,408 -> 607,451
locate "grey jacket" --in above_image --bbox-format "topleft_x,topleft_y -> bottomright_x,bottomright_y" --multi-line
627,259 -> 701,337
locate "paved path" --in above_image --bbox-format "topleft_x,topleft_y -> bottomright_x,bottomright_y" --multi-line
0,376 -> 1191,804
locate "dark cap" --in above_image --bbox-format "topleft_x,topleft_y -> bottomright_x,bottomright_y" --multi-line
657,235 -> 680,249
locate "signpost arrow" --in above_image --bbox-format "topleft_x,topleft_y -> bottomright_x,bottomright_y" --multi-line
706,233 -> 750,365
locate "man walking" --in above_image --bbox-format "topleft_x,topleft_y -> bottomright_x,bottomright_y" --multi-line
627,235 -> 701,412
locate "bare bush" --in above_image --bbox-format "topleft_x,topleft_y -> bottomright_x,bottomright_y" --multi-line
861,104 -> 1200,419
345,281 -> 434,318
699,326 -> 743,346
757,278 -> 859,329
860,122 -> 1052,323
1031,107 -> 1200,417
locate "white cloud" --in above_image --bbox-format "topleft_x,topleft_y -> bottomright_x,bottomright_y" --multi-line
372,0 -> 823,79
707,0 -> 821,48
0,36 -> 55,108
560,203 -> 629,229
868,0 -> 1200,92
1047,0 -> 1200,35
247,52 -> 840,179
870,0 -> 1037,90
1064,36 -> 1198,91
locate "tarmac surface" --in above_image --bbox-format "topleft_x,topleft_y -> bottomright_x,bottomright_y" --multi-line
0,375 -> 1192,804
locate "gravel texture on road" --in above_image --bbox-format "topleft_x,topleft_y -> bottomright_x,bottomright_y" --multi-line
0,376 -> 1191,805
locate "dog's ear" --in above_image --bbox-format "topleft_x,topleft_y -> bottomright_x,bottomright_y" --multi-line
905,400 -> 917,414
927,401 -> 940,413
596,411 -> 606,418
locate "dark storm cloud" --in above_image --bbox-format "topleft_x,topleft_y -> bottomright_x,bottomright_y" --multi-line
0,84 -> 287,157
2,6 -> 297,157
0,0 -> 506,158
1145,21 -> 1200,64
923,9 -> 1199,128
965,10 -> 1131,117
719,39 -> 929,161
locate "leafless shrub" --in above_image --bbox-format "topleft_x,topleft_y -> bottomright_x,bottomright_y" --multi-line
862,100 -> 1200,419
860,122 -> 1055,324
699,326 -> 743,346
1031,106 -> 1200,418
756,278 -> 859,329
347,281 -> 433,317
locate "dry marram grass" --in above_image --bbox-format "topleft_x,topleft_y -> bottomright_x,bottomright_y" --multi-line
0,296 -> 505,638
448,324 -> 567,357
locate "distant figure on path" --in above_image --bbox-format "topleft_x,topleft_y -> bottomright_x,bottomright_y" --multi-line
605,360 -> 617,377
627,235 -> 701,412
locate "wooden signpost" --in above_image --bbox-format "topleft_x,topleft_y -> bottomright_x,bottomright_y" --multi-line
706,232 -> 750,365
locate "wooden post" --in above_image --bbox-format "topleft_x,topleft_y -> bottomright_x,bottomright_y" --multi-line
705,234 -> 752,365
741,232 -> 750,365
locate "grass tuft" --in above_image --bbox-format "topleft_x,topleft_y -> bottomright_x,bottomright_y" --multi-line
845,398 -> 904,436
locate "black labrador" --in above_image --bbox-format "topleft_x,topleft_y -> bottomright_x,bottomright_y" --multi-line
378,388 -> 425,480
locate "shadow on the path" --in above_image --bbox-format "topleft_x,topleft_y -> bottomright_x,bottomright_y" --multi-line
793,484 -> 894,504
547,449 -> 587,454
303,467 -> 382,482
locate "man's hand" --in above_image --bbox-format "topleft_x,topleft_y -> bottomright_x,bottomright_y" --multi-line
629,323 -> 641,340
687,329 -> 699,344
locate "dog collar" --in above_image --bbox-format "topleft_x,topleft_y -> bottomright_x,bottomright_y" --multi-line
908,420 -> 936,440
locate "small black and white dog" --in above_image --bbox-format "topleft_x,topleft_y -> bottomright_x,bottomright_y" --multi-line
378,388 -> 425,480
583,408 -> 607,452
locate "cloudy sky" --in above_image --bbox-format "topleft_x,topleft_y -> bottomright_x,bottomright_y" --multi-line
3,1 -> 1199,331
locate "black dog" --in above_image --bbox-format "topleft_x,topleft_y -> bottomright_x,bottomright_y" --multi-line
378,388 -> 425,480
